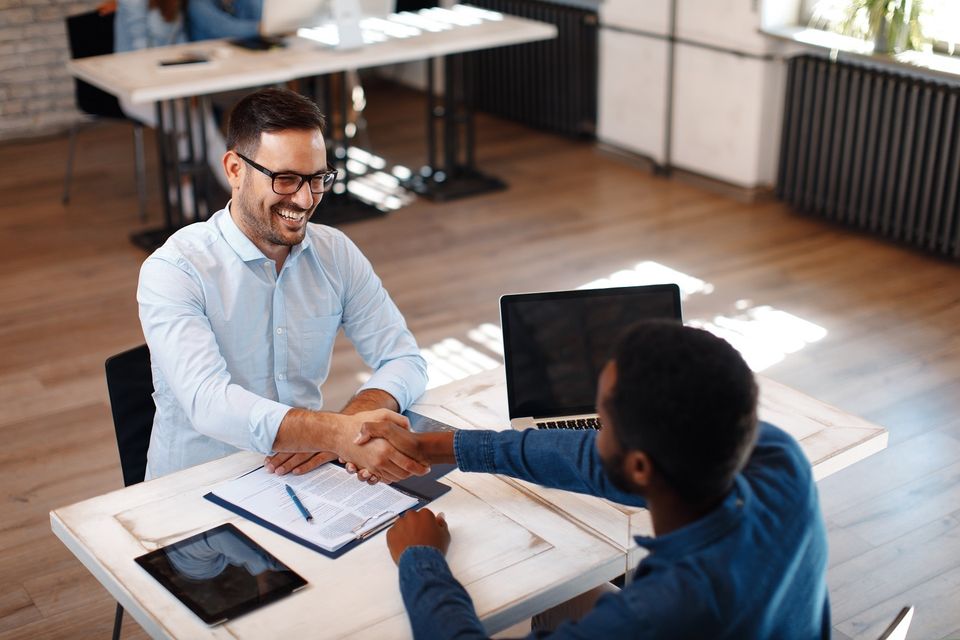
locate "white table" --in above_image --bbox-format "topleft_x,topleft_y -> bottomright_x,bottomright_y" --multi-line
410,366 -> 889,567
65,5 -> 558,248
51,453 -> 622,639
51,367 -> 886,637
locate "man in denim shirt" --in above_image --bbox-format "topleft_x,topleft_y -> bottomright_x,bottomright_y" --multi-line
360,322 -> 830,638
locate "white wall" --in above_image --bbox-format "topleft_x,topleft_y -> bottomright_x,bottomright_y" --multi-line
597,0 -> 795,189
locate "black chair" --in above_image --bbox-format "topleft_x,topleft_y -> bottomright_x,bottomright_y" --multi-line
104,344 -> 155,639
63,10 -> 148,221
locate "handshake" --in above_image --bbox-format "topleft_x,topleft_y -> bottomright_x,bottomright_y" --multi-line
266,408 -> 454,484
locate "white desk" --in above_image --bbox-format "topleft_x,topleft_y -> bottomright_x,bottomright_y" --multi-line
410,366 -> 889,566
51,368 -> 886,637
65,6 -> 558,248
51,454 -> 622,639
68,7 -> 556,105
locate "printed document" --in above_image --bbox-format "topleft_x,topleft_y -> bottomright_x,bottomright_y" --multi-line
211,464 -> 419,553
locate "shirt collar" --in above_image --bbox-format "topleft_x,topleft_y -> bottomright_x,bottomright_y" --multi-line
217,201 -> 313,265
633,474 -> 751,559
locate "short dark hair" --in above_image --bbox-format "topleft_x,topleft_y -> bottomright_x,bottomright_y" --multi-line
605,321 -> 758,503
225,88 -> 326,156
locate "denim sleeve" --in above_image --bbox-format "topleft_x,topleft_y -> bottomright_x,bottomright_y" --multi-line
338,235 -> 428,411
398,546 -> 488,640
398,547 -> 650,640
138,255 -> 291,454
454,429 -> 646,507
187,0 -> 261,41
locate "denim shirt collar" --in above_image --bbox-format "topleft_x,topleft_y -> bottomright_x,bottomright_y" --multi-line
217,201 -> 313,266
633,474 -> 751,559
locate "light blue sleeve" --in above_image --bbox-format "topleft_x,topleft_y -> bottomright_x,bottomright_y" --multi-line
138,255 -> 292,454
336,237 -> 428,411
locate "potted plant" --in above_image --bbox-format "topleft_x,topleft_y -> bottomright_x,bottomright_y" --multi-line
809,0 -> 925,54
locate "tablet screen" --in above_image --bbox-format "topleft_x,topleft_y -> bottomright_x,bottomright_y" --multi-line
135,523 -> 307,625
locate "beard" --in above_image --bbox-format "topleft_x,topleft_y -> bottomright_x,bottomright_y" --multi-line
235,181 -> 313,248
601,446 -> 639,495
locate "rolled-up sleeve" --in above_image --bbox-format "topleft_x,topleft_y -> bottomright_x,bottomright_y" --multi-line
138,255 -> 291,454
337,237 -> 428,410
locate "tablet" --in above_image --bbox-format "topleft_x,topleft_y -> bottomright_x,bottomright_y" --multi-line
403,409 -> 457,433
135,523 -> 307,625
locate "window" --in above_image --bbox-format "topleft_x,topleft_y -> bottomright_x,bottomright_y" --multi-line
803,0 -> 960,55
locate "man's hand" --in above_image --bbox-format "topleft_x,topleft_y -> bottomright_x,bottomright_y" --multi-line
386,508 -> 450,565
264,451 -> 336,476
341,389 -> 402,483
337,409 -> 430,484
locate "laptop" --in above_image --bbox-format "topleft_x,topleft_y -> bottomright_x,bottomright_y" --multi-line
260,0 -> 328,36
500,284 -> 682,431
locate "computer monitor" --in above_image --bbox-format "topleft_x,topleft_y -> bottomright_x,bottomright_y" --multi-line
260,0 -> 328,37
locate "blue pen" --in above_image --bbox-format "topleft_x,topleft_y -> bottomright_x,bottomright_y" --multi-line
284,484 -> 313,523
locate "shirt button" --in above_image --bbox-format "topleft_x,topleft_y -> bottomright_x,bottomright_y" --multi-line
276,327 -> 284,335
277,373 -> 286,381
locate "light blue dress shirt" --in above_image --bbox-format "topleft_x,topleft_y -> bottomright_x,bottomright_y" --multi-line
137,205 -> 427,479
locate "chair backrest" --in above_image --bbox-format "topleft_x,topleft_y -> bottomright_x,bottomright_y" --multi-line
105,344 -> 155,487
878,606 -> 914,640
65,10 -> 126,119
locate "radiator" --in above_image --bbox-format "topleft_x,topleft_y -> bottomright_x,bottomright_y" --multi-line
464,0 -> 598,137
777,54 -> 960,259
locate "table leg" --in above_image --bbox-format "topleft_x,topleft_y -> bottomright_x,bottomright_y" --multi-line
130,100 -> 179,251
311,72 -> 384,226
130,98 -> 220,251
404,53 -> 507,202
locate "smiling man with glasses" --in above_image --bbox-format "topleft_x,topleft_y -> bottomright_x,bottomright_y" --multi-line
137,87 -> 430,484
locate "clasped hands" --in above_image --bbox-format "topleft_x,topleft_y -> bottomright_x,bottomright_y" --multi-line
265,408 -> 430,484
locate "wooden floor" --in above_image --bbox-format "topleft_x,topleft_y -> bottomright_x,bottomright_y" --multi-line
2,83 -> 960,639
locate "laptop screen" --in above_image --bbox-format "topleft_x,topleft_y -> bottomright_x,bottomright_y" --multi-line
500,284 -> 682,419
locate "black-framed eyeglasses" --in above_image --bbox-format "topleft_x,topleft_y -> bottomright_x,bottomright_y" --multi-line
236,152 -> 338,195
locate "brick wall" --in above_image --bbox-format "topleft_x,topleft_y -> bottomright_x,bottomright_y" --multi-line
0,0 -> 99,142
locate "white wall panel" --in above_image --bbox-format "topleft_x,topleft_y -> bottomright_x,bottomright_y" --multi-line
597,29 -> 669,163
600,0 -> 671,35
671,43 -> 785,187
676,0 -> 773,55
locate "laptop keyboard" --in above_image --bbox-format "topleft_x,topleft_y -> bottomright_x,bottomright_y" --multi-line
536,418 -> 602,430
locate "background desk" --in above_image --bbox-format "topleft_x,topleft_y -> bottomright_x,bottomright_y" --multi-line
65,6 -> 558,248
50,451 -> 621,639
410,366 -> 889,567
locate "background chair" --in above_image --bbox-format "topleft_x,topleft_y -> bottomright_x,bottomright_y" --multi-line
104,344 -> 154,638
63,10 -> 148,221
878,605 -> 914,640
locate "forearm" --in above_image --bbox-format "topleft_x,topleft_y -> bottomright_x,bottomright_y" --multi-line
341,388 -> 399,414
417,432 -> 457,465
454,430 -> 646,506
271,408 -> 349,453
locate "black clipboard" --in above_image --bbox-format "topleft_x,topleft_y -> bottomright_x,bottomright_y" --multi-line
203,462 -> 454,559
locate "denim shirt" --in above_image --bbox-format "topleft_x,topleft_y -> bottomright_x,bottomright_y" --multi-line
397,422 -> 831,639
114,0 -> 186,53
137,206 -> 427,478
187,0 -> 262,42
